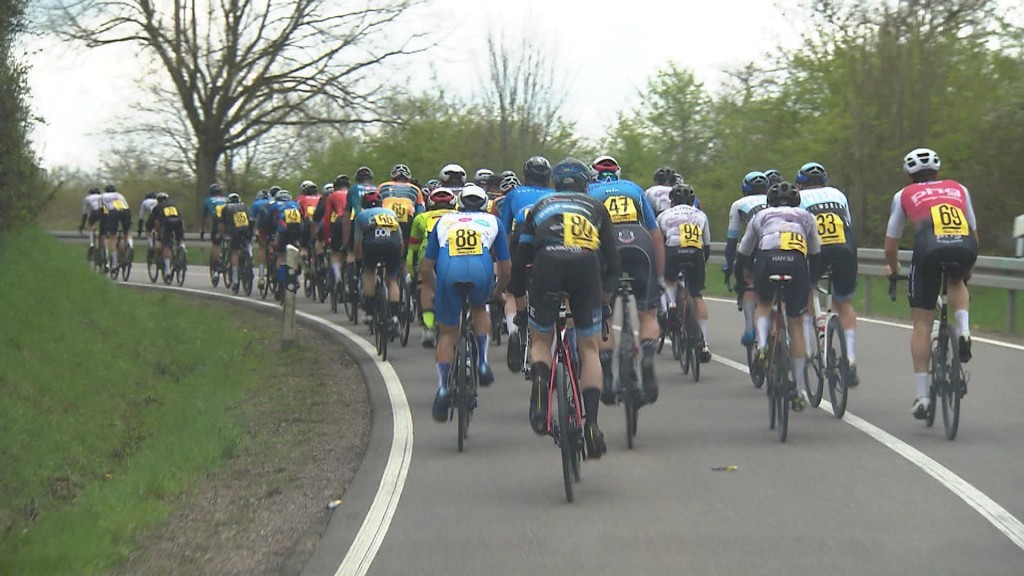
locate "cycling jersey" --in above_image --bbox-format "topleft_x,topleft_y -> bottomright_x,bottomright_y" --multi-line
269,199 -> 304,247
589,179 -> 660,310
378,181 -> 424,227
498,184 -> 556,232
424,211 -> 510,326
138,198 -> 158,231
885,179 -> 978,309
587,180 -> 658,230
149,202 -> 184,246
101,192 -> 131,236
801,186 -> 858,299
346,182 -> 378,221
738,206 -> 821,317
222,203 -> 251,250
645,184 -> 672,215
657,204 -> 711,296
318,189 -> 349,244
355,206 -> 403,277
297,193 -> 320,221
203,195 -> 227,223
724,193 -> 769,286
407,207 -> 457,270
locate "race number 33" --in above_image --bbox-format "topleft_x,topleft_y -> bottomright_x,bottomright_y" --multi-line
678,223 -> 702,249
563,213 -> 599,250
448,228 -> 482,256
815,212 -> 846,246
931,204 -> 968,236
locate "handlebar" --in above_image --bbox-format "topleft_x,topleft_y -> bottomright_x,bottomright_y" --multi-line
888,274 -> 910,301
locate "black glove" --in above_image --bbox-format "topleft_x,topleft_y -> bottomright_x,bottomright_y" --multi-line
513,309 -> 528,329
602,303 -> 614,322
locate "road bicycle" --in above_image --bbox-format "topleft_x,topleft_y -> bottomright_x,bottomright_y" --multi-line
441,283 -> 481,453
162,243 -> 187,287
613,274 -> 642,450
890,266 -> 968,440
343,259 -> 362,324
90,234 -> 108,275
145,234 -> 160,283
537,292 -> 587,503
209,237 -> 229,287
761,274 -> 797,443
489,295 -> 504,345
233,245 -> 255,296
805,268 -> 851,417
371,262 -> 393,360
108,230 -> 134,282
669,263 -> 704,383
397,271 -> 413,347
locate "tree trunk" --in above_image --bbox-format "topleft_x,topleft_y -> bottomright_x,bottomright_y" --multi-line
195,143 -> 220,227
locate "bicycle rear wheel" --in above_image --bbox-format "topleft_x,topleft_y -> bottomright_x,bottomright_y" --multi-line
805,328 -> 824,407
241,252 -> 254,296
555,361 -> 574,503
687,301 -> 701,382
942,333 -> 962,440
619,321 -> 639,449
826,315 -> 848,418
927,337 -> 943,428
209,255 -> 220,287
147,248 -> 159,282
747,343 -> 763,388
175,249 -> 187,286
400,279 -> 412,347
377,284 -> 389,361
121,246 -> 133,281
774,340 -> 791,443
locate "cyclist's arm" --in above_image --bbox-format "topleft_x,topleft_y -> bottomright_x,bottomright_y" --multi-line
597,214 -> 621,296
509,215 -> 535,300
883,191 -> 904,273
963,186 -> 979,244
702,217 -> 712,262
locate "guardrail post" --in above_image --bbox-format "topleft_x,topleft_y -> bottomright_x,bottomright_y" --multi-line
283,244 -> 299,347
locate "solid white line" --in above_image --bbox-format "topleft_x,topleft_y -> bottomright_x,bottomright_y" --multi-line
127,284 -> 413,576
705,296 -> 1024,352
709,353 -> 1024,552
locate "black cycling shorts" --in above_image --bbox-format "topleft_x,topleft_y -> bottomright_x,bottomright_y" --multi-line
908,227 -> 977,310
329,218 -> 347,252
362,240 -> 403,279
160,218 -> 185,246
227,229 -> 250,251
275,226 -> 302,250
753,249 -> 809,318
819,243 -> 857,301
528,248 -> 603,337
665,246 -> 706,297
88,209 -> 104,227
615,224 -> 659,311
104,209 -> 131,237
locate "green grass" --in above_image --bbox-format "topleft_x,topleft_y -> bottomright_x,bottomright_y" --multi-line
0,227 -> 284,574
701,268 -> 1023,336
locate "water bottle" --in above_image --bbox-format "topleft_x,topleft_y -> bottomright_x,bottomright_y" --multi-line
816,313 -> 827,350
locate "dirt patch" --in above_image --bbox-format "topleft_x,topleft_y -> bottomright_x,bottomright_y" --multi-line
112,311 -> 370,576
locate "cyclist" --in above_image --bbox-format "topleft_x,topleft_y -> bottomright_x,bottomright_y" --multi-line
267,190 -> 304,287
100,184 -> 132,270
723,171 -> 771,347
795,162 -> 860,386
499,156 -> 557,371
884,147 -> 978,419
587,155 -> 666,405
137,192 -> 158,239
422,184 -> 512,421
656,182 -> 712,362
379,163 -> 425,252
737,181 -> 822,412
764,169 -> 783,186
147,192 -> 186,278
354,189 -> 404,332
438,163 -> 468,199
318,175 -> 351,289
510,157 -> 621,458
79,187 -> 105,258
201,183 -> 228,269
221,193 -> 252,291
644,166 -> 677,215
250,190 -> 273,286
342,166 -> 378,266
296,179 -> 321,262
407,186 -> 459,347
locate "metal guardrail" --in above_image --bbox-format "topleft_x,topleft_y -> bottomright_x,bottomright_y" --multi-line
50,231 -> 1024,333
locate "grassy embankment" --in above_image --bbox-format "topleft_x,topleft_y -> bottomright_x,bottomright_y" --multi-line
0,227 -> 288,574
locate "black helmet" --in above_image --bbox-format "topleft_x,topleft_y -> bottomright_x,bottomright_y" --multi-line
87,187 -> 100,196
653,166 -> 675,185
355,166 -> 374,181
763,169 -> 783,185
795,162 -> 828,186
104,184 -> 116,193
550,157 -> 592,193
522,156 -> 552,184
767,181 -> 801,208
208,183 -> 222,195
144,192 -> 157,200
669,183 -> 696,206
334,174 -> 350,189
268,185 -> 282,196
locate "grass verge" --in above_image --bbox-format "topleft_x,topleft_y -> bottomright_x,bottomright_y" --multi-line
0,227 -> 292,574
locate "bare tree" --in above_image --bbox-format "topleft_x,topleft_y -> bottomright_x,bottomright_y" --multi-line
47,0 -> 430,207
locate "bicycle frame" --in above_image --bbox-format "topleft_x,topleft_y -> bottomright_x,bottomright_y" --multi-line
544,302 -> 586,435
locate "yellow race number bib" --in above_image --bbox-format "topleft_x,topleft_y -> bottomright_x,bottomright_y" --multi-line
603,195 -> 638,224
678,223 -> 703,249
448,228 -> 483,256
931,204 -> 968,236
780,231 -> 807,255
233,211 -> 249,228
563,213 -> 599,250
284,208 -> 302,224
373,213 -> 399,230
815,212 -> 846,246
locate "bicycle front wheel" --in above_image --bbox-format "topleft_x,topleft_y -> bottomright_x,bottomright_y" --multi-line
555,361 -> 574,503
942,333 -> 963,440
826,315 -> 848,418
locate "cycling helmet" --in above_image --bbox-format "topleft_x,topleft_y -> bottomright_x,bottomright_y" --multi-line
155,192 -> 169,201
671,172 -> 685,186
669,183 -> 696,206
208,183 -> 222,195
334,174 -> 350,189
767,181 -> 800,208
144,192 -> 156,200
499,173 -> 521,193
268,185 -> 282,195
361,190 -> 382,209
390,164 -> 412,180
763,169 -> 783,185
355,166 -> 374,181
795,162 -> 828,186
256,189 -> 269,200
551,157 -> 592,193
424,178 -> 440,191
87,187 -> 100,195
104,184 -> 116,193
275,190 -> 291,201
591,155 -> 621,182
522,156 -> 552,183
653,166 -> 675,185
227,193 -> 241,203
323,183 -> 334,193
473,168 -> 494,186
428,186 -> 456,206
741,171 -> 770,196
439,163 -> 467,184
300,180 -> 317,193
459,184 -> 488,211
903,148 -> 941,175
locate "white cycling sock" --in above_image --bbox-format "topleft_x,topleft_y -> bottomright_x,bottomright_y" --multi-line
845,329 -> 856,364
505,313 -> 517,336
792,357 -> 807,391
743,298 -> 755,331
699,319 -> 709,343
126,236 -> 133,249
232,265 -> 239,284
954,310 -> 970,337
332,262 -> 342,280
803,315 -> 815,357
756,316 -> 770,349
915,373 -> 930,399
164,258 -> 171,274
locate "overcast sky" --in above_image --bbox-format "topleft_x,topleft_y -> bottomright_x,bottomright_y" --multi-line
25,0 -> 799,171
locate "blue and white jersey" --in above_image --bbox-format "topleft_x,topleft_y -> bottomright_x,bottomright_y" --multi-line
353,206 -> 401,246
726,194 -> 768,239
798,186 -> 852,224
498,185 -> 555,232
587,179 -> 658,230
425,211 -> 510,263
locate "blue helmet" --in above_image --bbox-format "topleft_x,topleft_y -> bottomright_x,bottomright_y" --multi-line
551,157 -> 593,192
741,171 -> 770,196
795,162 -> 828,186
763,169 -> 783,185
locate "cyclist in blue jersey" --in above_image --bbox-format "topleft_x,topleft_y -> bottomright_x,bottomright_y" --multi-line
588,155 -> 667,405
343,166 -> 377,263
723,171 -> 771,346
267,190 -> 304,285
354,189 -> 404,330
421,185 -> 512,421
201,183 -> 228,268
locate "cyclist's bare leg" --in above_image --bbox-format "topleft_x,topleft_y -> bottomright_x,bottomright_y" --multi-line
230,248 -> 240,285
503,294 -> 518,335
946,276 -> 971,337
695,296 -> 709,342
435,323 -> 458,364
471,305 -> 491,367
834,297 -> 857,364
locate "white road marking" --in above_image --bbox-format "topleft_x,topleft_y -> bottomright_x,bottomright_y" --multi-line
127,284 -> 413,576
709,354 -> 1024,552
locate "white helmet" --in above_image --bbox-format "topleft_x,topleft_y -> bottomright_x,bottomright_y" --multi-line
300,180 -> 317,193
903,148 -> 941,175
439,163 -> 467,184
458,183 -> 488,211
473,168 -> 494,185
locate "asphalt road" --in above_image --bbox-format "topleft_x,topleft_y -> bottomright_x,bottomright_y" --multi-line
124,262 -> 1024,576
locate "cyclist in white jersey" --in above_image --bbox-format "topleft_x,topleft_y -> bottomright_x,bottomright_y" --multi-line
101,184 -> 133,269
656,183 -> 713,361
79,187 -> 104,252
644,166 -> 677,215
796,162 -> 860,385
723,171 -> 770,346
